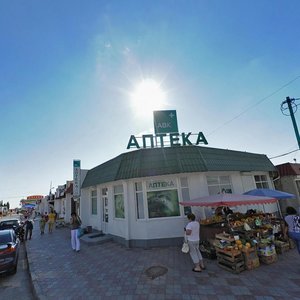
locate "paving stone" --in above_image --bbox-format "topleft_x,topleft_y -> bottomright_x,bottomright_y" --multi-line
25,222 -> 300,299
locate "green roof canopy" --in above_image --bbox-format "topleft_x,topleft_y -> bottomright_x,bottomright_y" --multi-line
82,146 -> 275,188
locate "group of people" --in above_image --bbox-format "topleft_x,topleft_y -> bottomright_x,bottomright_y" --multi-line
39,210 -> 57,234
24,203 -> 300,267
184,206 -> 300,273
22,210 -> 83,253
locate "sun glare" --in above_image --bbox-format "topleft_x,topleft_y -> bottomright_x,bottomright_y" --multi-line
130,79 -> 166,115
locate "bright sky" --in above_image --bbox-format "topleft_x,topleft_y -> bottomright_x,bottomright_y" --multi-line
1,0 -> 300,208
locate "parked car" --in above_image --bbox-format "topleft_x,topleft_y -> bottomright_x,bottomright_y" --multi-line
0,229 -> 20,274
0,219 -> 24,242
0,218 -> 21,231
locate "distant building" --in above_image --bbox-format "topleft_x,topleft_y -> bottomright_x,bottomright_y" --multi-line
274,162 -> 300,211
79,145 -> 277,248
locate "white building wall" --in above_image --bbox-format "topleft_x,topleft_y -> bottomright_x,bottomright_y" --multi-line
54,199 -> 62,215
65,193 -> 72,223
79,188 -> 90,228
80,170 -> 277,244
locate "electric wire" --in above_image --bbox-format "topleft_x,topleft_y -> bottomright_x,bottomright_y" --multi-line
207,75 -> 300,136
268,148 -> 299,160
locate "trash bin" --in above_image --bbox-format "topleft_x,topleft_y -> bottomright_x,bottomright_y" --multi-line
87,226 -> 92,233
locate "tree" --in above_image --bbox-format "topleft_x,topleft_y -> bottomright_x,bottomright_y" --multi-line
6,202 -> 10,210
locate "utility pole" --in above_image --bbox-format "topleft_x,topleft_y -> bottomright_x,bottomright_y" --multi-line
281,96 -> 300,149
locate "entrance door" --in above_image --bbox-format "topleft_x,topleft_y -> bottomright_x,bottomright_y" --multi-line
101,188 -> 108,233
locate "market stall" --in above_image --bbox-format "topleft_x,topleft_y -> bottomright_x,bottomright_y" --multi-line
180,194 -> 278,240
243,188 -> 296,218
180,194 -> 291,272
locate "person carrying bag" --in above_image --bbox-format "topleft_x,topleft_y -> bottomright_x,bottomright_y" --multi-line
182,232 -> 189,253
185,213 -> 206,272
70,212 -> 82,252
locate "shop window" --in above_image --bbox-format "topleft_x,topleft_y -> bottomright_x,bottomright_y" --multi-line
146,178 -> 180,218
114,185 -> 124,219
206,175 -> 233,195
254,175 -> 269,189
91,190 -> 97,215
135,182 -> 145,219
180,177 -> 191,215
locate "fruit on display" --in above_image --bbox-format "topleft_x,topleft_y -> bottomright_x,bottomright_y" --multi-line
200,215 -> 224,224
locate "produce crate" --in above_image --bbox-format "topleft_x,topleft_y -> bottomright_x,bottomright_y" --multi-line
215,233 -> 235,242
275,241 -> 290,254
199,240 -> 217,259
216,248 -> 243,262
258,244 -> 276,256
242,247 -> 258,260
217,259 -> 245,274
242,247 -> 260,270
259,253 -> 278,264
216,248 -> 245,274
244,257 -> 260,270
242,247 -> 256,257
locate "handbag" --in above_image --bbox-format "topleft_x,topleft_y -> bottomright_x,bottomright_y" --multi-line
181,233 -> 189,253
77,227 -> 84,238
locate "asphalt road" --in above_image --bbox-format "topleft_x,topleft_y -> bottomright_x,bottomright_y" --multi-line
0,214 -> 36,299
0,240 -> 36,299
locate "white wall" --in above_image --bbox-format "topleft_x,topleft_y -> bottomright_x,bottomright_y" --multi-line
80,170 -> 276,242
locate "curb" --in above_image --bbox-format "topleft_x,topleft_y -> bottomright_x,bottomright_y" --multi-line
24,241 -> 42,300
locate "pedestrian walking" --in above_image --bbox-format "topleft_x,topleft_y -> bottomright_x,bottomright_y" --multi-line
44,212 -> 49,223
54,210 -> 58,228
185,213 -> 205,272
24,216 -> 34,240
48,210 -> 56,233
39,214 -> 46,234
284,206 -> 300,254
70,212 -> 82,252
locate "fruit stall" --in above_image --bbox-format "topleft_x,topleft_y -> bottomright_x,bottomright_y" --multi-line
211,211 -> 292,273
180,194 -> 292,272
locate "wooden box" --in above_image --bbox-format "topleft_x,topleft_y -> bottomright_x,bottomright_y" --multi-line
216,248 -> 242,262
216,248 -> 245,274
275,242 -> 290,254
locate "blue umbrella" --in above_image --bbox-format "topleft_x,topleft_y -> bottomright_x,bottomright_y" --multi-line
243,188 -> 295,199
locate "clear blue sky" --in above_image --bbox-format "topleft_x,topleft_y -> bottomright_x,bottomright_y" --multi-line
1,0 -> 300,208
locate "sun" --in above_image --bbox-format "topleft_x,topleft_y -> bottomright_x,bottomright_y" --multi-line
130,79 -> 167,115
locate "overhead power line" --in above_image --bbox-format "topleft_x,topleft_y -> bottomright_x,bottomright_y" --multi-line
269,148 -> 299,160
208,75 -> 300,136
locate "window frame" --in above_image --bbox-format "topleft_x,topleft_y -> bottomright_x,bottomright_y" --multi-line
135,182 -> 145,220
91,189 -> 97,215
206,175 -> 233,195
114,184 -> 125,219
254,175 -> 269,189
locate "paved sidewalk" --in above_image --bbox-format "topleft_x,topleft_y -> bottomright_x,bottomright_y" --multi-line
25,223 -> 300,300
